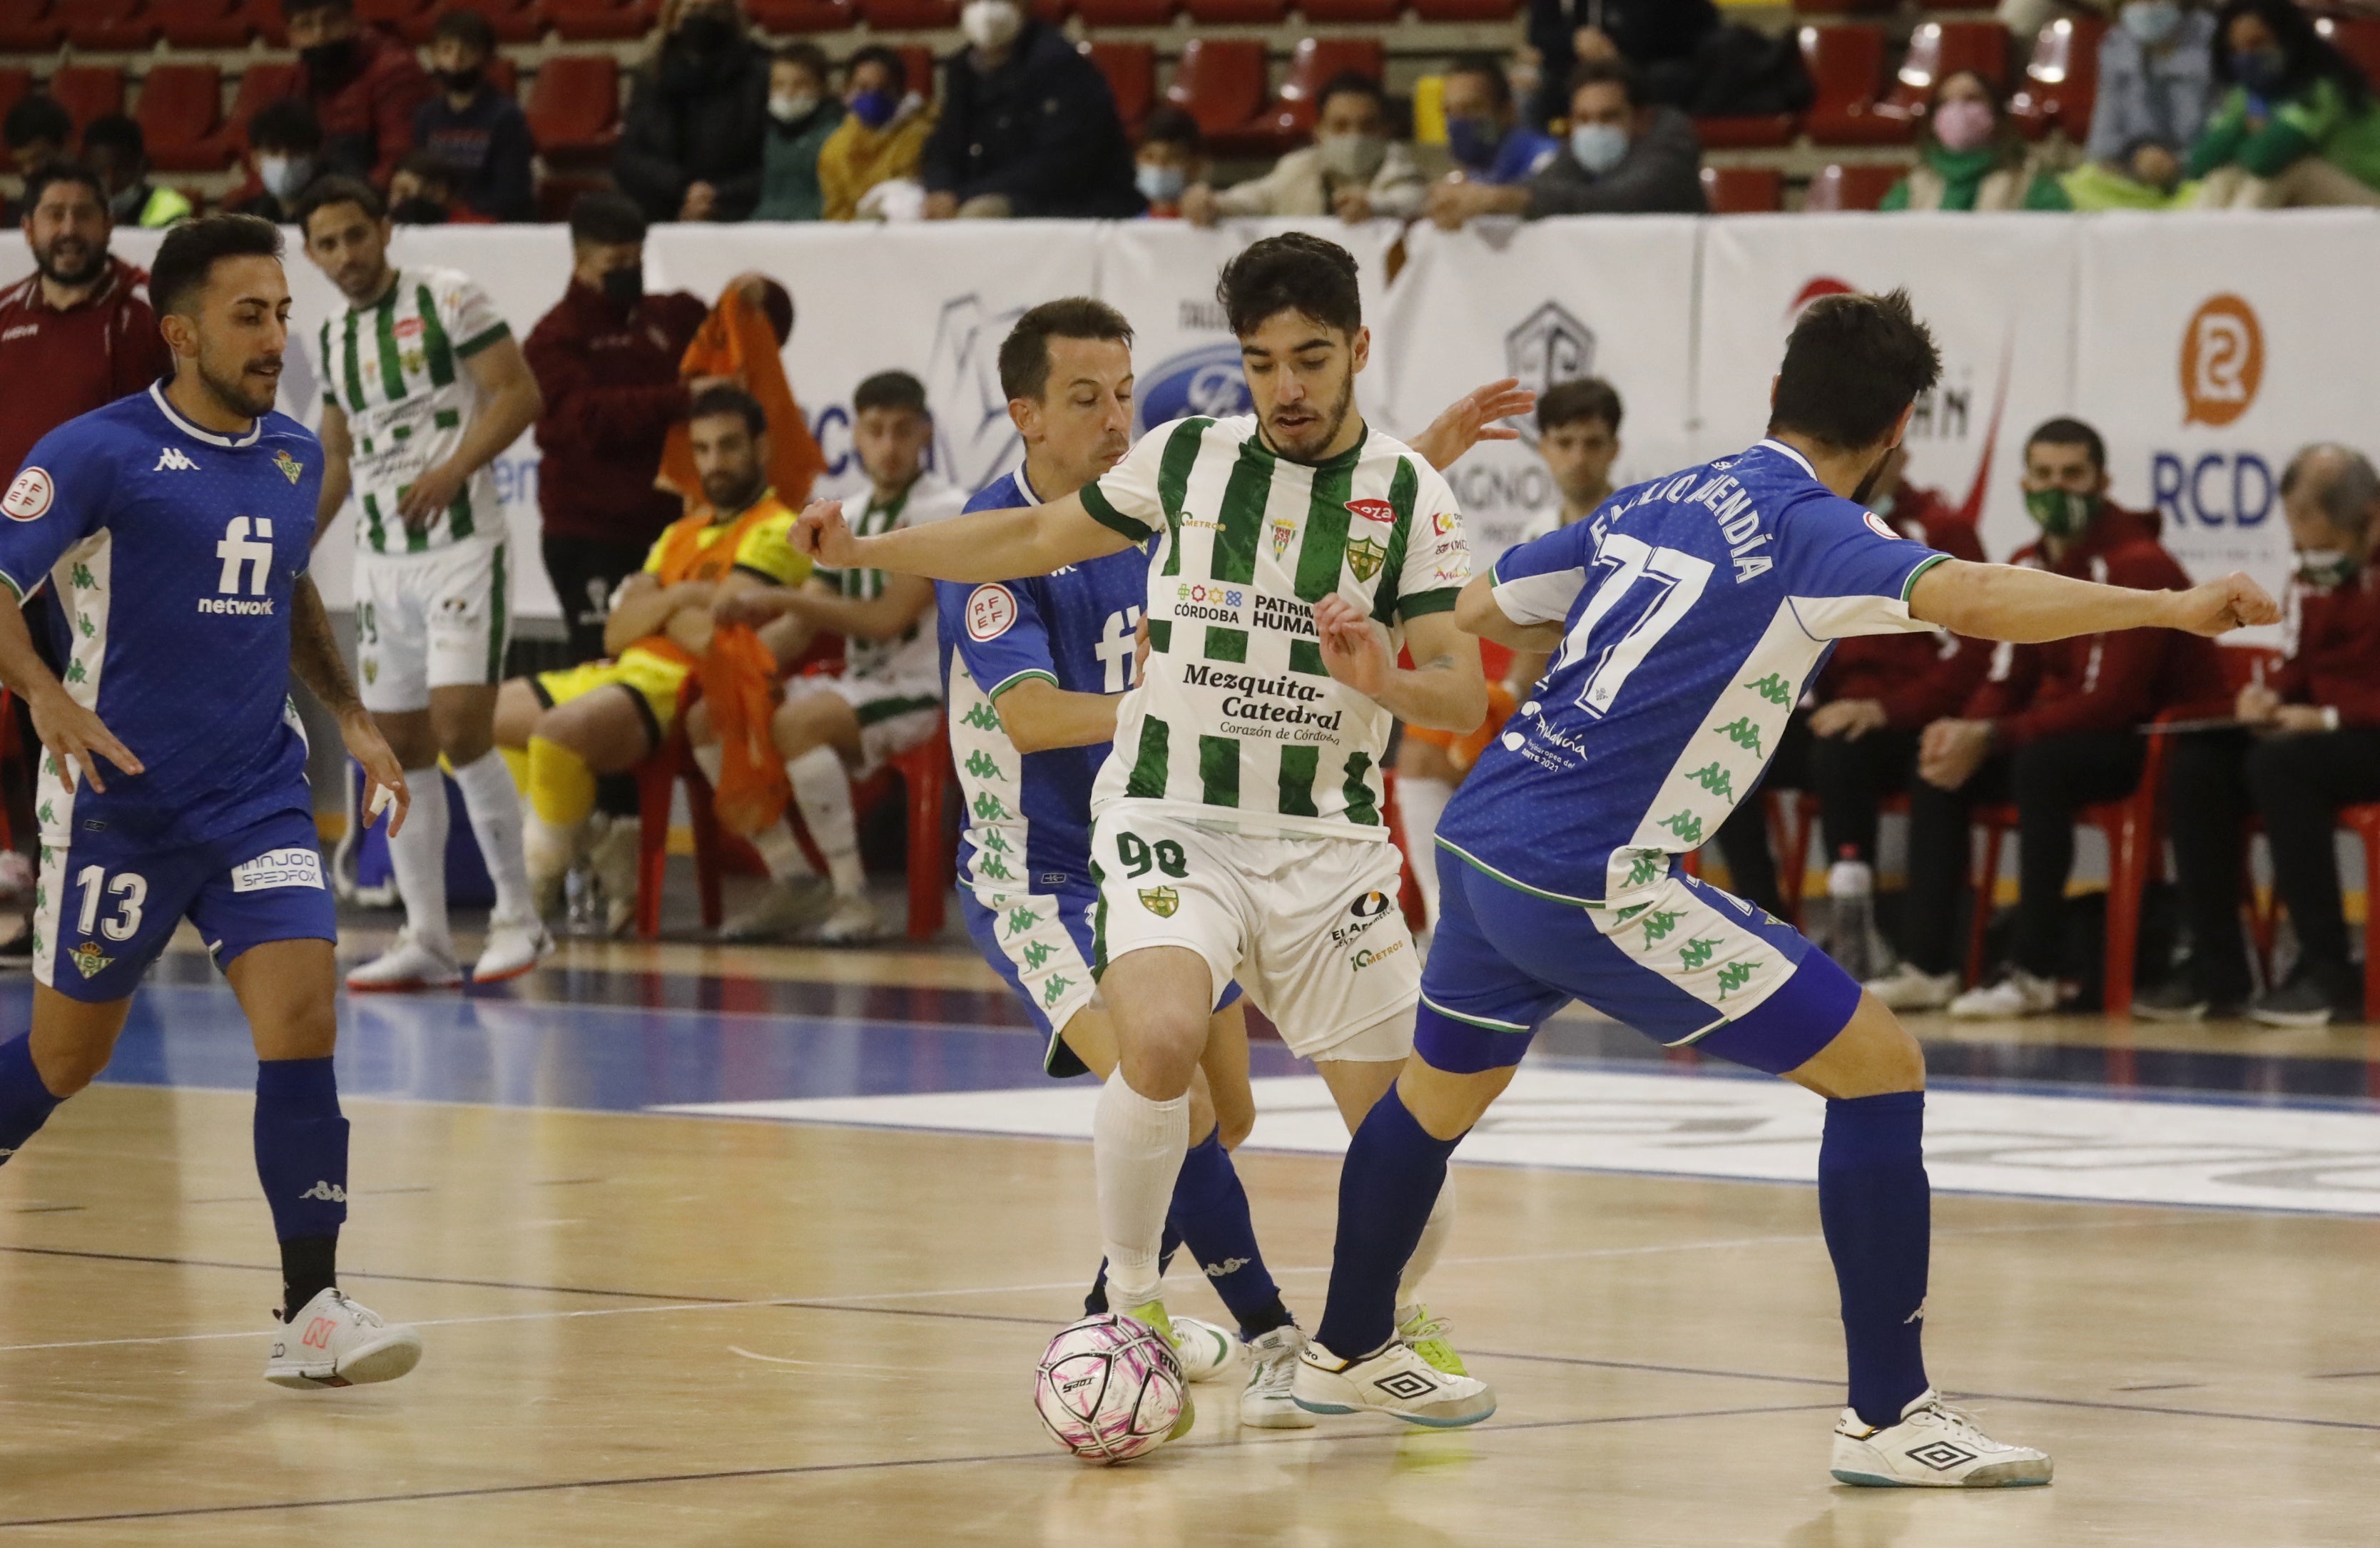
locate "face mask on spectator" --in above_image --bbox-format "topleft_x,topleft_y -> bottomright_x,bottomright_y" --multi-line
1137,163 -> 1186,204
299,38 -> 354,76
2297,549 -> 2358,587
1930,98 -> 1996,153
1568,123 -> 1628,175
960,0 -> 1023,51
2121,0 -> 2183,47
258,155 -> 313,202
771,91 -> 820,123
1316,132 -> 1387,180
2233,47 -> 2288,94
1445,116 -> 1500,170
435,66 -> 484,95
601,265 -> 644,306
850,88 -> 899,129
2023,487 -> 2100,538
676,8 -> 736,52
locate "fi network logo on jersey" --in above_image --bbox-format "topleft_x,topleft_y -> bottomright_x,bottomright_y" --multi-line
203,516 -> 276,616
153,447 -> 200,473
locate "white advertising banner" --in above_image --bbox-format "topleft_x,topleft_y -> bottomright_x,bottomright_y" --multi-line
1697,213 -> 2082,565
1373,216 -> 1702,566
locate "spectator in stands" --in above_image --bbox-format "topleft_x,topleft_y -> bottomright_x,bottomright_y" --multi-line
1867,418 -> 2222,1020
2143,445 -> 2380,1027
2192,0 -> 2380,207
756,43 -> 843,222
922,0 -> 1141,218
1712,449 -> 1989,922
617,0 -> 772,223
285,0 -> 433,187
524,193 -> 713,664
81,116 -> 194,230
818,45 -> 935,222
1135,107 -> 1204,219
1525,0 -> 1719,123
1182,73 -> 1425,226
412,8 -> 535,223
2066,0 -> 2219,210
4,95 -> 69,179
1428,59 -> 1705,228
1881,71 -> 2071,211
1441,56 -> 1561,187
224,99 -> 325,225
387,151 -> 487,224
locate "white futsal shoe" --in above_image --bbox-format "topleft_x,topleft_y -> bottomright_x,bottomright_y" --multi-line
719,876 -> 835,943
1241,1325 -> 1317,1429
265,1288 -> 424,1390
1864,964 -> 1958,1012
1167,1315 -> 1236,1382
1294,1338 -> 1496,1427
472,912 -> 552,984
344,930 -> 464,993
811,892 -> 883,944
1829,1390 -> 2052,1488
1949,969 -> 2060,1020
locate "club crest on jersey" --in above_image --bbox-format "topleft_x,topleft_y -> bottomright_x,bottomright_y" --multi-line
1345,536 -> 1388,583
1137,886 -> 1179,918
1346,497 -> 1395,526
274,449 -> 303,485
68,941 -> 111,979
1270,519 -> 1296,560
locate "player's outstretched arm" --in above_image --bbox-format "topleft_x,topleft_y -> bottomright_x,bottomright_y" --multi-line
1908,559 -> 2279,643
1313,597 -> 1488,733
0,587 -> 140,793
1453,574 -> 1566,653
1409,379 -> 1537,472
793,493 -> 1131,583
290,576 -> 409,835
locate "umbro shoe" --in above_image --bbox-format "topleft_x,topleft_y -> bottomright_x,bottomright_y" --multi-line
1396,1301 -> 1468,1377
1294,1338 -> 1495,1427
1168,1315 -> 1236,1382
1241,1324 -> 1317,1429
1949,970 -> 2060,1020
1119,1300 -> 1194,1440
719,875 -> 835,944
344,930 -> 464,993
1829,1390 -> 2052,1488
472,913 -> 551,984
265,1288 -> 424,1390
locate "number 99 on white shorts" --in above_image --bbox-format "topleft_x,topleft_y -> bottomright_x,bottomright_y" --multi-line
1087,805 -> 1419,1061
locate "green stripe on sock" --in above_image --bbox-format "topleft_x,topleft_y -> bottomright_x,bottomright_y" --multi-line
1277,744 -> 1318,818
1127,716 -> 1170,800
1198,734 -> 1239,808
1203,626 -> 1246,662
1294,453 -> 1356,601
1341,750 -> 1380,827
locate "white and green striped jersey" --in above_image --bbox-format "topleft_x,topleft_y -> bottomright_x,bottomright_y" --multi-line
820,473 -> 968,687
1079,414 -> 1472,840
315,266 -> 511,555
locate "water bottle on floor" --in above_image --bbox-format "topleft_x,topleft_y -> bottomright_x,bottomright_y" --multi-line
1826,846 -> 1875,982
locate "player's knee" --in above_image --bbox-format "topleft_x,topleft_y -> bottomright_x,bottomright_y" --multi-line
1399,1059 -> 1510,1141
1114,1014 -> 1206,1099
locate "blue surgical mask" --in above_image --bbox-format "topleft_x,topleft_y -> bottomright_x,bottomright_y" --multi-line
1136,163 -> 1186,205
1445,115 -> 1500,169
850,87 -> 897,131
1570,122 -> 1628,175
2122,0 -> 2183,46
2233,47 -> 2287,95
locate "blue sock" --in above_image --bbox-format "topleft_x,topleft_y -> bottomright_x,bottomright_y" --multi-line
0,1033 -> 63,1161
1819,1091 -> 1932,1429
1084,1227 -> 1183,1317
1170,1131 -> 1293,1339
1315,1087 -> 1462,1360
254,1058 -> 348,1318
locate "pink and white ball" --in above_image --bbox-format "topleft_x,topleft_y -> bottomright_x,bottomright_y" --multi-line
1032,1313 -> 1187,1465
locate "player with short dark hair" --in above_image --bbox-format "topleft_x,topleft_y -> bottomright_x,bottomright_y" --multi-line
0,213 -> 423,1389
1291,289 -> 2277,1478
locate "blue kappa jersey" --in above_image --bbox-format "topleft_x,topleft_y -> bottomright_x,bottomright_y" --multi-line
1439,439 -> 1950,904
937,467 -> 1149,894
0,385 -> 320,845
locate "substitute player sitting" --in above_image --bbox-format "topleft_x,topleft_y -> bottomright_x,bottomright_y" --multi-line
494,387 -> 810,929
1292,290 -> 2280,1477
294,175 -> 547,991
0,213 -> 424,1388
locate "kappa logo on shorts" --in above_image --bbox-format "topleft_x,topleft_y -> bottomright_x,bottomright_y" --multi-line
230,847 -> 325,894
68,940 -> 112,979
1906,1441 -> 1980,1472
1137,886 -> 1179,918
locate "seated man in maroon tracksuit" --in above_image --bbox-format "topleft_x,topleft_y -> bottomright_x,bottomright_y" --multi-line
1867,417 -> 2222,1018
2142,444 -> 2380,1027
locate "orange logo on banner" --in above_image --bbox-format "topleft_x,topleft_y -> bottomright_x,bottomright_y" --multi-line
2180,295 -> 2263,427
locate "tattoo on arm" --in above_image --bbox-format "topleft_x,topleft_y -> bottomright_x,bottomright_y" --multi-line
289,576 -> 362,715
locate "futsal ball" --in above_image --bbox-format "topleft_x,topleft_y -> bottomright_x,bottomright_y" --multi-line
1032,1313 -> 1187,1465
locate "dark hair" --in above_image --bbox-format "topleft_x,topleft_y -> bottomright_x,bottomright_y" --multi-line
283,0 -> 352,16
2025,416 -> 2107,474
2213,0 -> 2367,109
568,188 -> 648,245
21,159 -> 107,213
1538,377 -> 1624,437
1315,70 -> 1387,118
150,212 -> 283,320
81,113 -> 145,162
1000,297 -> 1134,402
1140,104 -> 1202,152
293,173 -> 385,233
1216,230 -> 1362,340
774,41 -> 830,77
430,7 -> 497,54
4,94 -> 72,153
853,370 -> 930,417
248,97 -> 322,155
689,384 -> 768,437
847,44 -> 907,93
1769,290 -> 1942,452
1445,54 -> 1513,111
1568,56 -> 1642,109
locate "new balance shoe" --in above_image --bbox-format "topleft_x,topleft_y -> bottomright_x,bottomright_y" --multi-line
264,1288 -> 424,1390
1864,963 -> 1958,1012
344,930 -> 464,993
719,876 -> 835,943
1168,1315 -> 1236,1382
811,892 -> 883,945
1395,1301 -> 1468,1377
1119,1299 -> 1195,1440
1949,969 -> 2060,1019
1829,1390 -> 2052,1488
1241,1325 -> 1316,1429
472,913 -> 551,984
1294,1338 -> 1495,1427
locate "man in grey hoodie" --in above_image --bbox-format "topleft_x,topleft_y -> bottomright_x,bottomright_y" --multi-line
1426,58 -> 1705,228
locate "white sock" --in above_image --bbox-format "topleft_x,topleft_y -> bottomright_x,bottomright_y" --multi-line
786,745 -> 865,897
387,765 -> 452,954
1398,1171 -> 1456,1308
449,750 -> 533,923
1398,775 -> 1453,928
1093,1072 -> 1189,1308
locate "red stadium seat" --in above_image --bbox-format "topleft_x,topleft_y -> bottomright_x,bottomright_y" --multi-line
1696,111 -> 1796,149
2010,13 -> 2107,141
1186,0 -> 1284,24
205,60 -> 298,163
899,45 -> 939,103
153,0 -> 260,47
48,68 -> 126,136
1302,0 -> 1400,21
1881,21 -> 2013,124
1801,25 -> 1905,146
2318,17 -> 2380,87
1082,41 -> 1155,136
136,63 -> 231,174
354,0 -> 429,28
527,54 -> 621,161
1167,37 -> 1272,156
404,0 -> 540,43
544,0 -> 659,39
1072,0 -> 1175,26
0,0 -> 59,52
1804,161 -> 1906,210
66,0 -> 161,51
1263,37 -> 1383,138
0,69 -> 28,130
744,0 -> 851,33
858,0 -> 958,26
1409,0 -> 1517,18
1700,164 -> 1782,213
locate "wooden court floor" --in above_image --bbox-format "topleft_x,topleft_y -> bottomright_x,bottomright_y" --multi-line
0,1074 -> 2376,1547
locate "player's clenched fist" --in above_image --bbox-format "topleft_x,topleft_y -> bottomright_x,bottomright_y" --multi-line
25,685 -> 141,794
2168,572 -> 2280,637
1313,594 -> 1392,699
793,499 -> 858,567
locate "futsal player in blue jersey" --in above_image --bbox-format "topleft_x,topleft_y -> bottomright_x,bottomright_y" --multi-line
1294,290 -> 2279,1484
0,215 -> 423,1389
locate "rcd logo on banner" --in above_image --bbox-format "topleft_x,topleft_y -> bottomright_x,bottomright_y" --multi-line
2152,294 -> 2272,531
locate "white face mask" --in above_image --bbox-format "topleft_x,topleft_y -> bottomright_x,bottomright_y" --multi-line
1569,123 -> 1629,175
771,91 -> 820,123
960,0 -> 1022,51
1316,132 -> 1387,181
258,155 -> 313,202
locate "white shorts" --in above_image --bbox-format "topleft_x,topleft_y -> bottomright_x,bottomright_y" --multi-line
1088,804 -> 1418,1061
355,539 -> 511,713
807,673 -> 941,777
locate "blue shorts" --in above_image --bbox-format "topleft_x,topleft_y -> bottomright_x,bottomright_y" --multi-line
1415,845 -> 1859,1077
34,803 -> 338,1004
